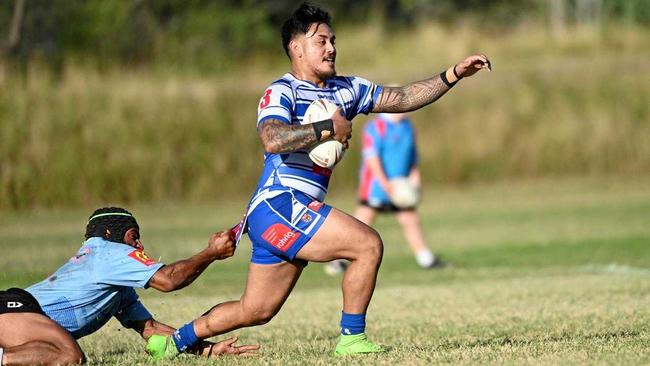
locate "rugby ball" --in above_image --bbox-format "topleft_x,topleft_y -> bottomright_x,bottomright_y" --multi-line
302,99 -> 345,169
389,177 -> 421,208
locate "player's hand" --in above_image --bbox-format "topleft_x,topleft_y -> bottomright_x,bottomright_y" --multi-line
207,337 -> 260,357
332,108 -> 352,144
454,54 -> 491,78
207,231 -> 236,260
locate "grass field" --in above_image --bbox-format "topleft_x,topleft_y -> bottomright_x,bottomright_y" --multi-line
1,176 -> 649,364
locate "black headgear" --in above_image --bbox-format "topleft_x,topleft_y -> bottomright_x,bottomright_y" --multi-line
85,207 -> 139,244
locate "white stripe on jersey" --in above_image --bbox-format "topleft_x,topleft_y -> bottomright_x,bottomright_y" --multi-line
278,175 -> 328,194
253,73 -> 381,203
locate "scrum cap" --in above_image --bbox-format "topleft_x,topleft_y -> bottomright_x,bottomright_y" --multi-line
85,207 -> 139,244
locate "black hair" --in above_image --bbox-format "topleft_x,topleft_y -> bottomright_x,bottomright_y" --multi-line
281,2 -> 331,58
85,207 -> 139,244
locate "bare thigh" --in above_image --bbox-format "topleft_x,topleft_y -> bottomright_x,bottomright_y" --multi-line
0,312 -> 79,351
297,207 -> 380,262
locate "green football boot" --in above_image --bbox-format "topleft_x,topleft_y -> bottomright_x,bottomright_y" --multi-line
334,333 -> 385,356
146,334 -> 180,360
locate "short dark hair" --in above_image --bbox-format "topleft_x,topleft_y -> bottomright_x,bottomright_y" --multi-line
281,2 -> 331,58
85,207 -> 139,244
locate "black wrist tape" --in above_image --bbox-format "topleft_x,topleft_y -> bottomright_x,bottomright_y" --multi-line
440,71 -> 457,88
312,119 -> 334,141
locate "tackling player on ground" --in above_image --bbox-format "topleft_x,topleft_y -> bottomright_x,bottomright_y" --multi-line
0,207 -> 258,365
147,2 -> 491,357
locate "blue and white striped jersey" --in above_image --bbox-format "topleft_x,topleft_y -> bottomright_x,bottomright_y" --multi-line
254,73 -> 382,202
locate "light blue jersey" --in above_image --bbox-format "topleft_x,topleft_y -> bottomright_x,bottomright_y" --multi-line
26,237 -> 164,339
359,115 -> 418,204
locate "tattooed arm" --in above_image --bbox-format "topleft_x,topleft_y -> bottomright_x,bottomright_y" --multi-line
372,54 -> 491,113
258,119 -> 320,153
373,74 -> 452,113
258,109 -> 353,153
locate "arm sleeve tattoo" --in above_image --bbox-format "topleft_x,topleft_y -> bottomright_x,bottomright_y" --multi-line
258,119 -> 319,153
373,73 -> 452,113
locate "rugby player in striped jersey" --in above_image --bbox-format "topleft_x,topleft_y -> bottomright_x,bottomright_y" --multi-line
147,2 -> 491,357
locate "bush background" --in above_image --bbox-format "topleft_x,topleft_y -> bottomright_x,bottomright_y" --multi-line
1,0 -> 649,210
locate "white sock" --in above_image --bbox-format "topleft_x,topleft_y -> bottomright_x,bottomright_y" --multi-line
415,249 -> 435,268
0,347 -> 4,366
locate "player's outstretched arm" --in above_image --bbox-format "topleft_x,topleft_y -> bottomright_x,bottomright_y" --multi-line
147,231 -> 235,292
258,109 -> 352,153
372,54 -> 491,113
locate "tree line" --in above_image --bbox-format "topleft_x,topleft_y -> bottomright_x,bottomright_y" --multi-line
1,0 -> 648,72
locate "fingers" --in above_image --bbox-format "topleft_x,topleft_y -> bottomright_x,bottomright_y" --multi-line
457,54 -> 491,77
216,230 -> 235,242
208,232 -> 236,259
209,232 -> 227,244
331,112 -> 352,143
236,345 -> 261,352
210,231 -> 229,242
345,131 -> 352,144
210,338 -> 260,357
472,54 -> 491,71
223,242 -> 236,258
233,344 -> 261,357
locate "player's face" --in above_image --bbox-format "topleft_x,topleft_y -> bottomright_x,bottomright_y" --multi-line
123,228 -> 143,250
301,23 -> 336,80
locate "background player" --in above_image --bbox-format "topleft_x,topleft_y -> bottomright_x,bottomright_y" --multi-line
0,207 -> 258,365
326,111 -> 439,275
146,2 -> 490,358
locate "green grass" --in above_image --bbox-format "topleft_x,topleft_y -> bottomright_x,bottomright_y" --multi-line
1,176 -> 649,364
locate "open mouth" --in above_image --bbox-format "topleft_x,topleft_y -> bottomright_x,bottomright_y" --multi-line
323,56 -> 336,66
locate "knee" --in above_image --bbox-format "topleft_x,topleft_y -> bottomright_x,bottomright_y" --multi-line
240,303 -> 278,327
358,227 -> 383,263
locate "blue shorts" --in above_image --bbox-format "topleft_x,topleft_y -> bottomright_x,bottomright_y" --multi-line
246,188 -> 332,264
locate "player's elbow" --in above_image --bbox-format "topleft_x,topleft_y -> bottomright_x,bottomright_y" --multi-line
258,122 -> 289,154
150,271 -> 184,293
155,278 -> 182,292
263,142 -> 279,153
260,136 -> 283,154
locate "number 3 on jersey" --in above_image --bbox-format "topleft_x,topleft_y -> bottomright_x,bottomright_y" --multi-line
260,89 -> 272,109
